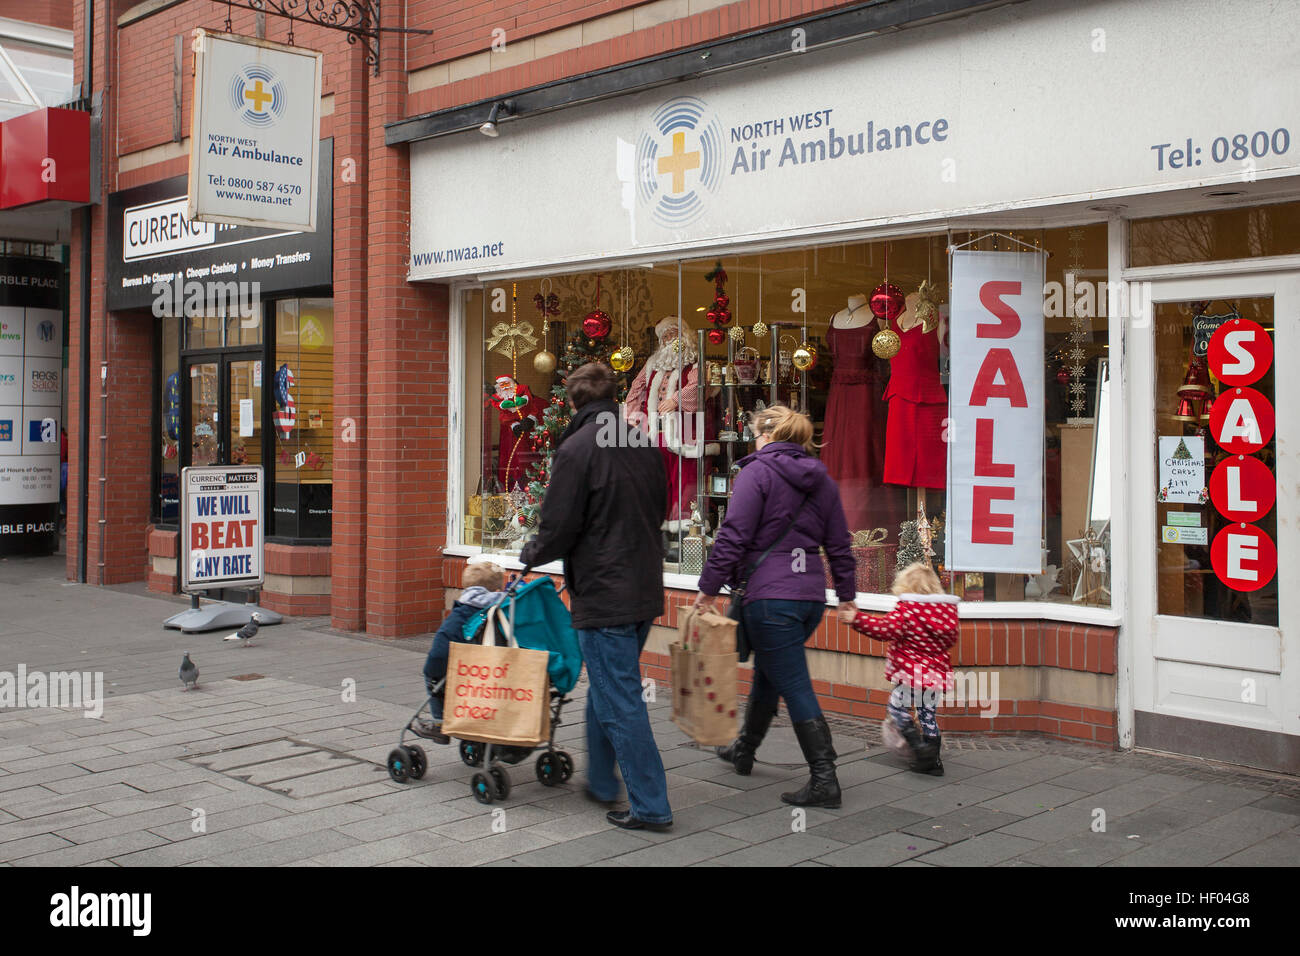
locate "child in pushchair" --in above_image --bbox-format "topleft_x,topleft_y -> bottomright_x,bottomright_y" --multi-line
388,568 -> 583,802
412,557 -> 510,745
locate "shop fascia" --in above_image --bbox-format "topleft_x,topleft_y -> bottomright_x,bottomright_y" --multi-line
408,0 -> 1298,284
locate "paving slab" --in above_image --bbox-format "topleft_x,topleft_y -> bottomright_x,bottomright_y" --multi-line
4,552 -> 1299,869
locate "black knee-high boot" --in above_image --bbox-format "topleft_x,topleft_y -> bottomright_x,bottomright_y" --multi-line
716,695 -> 777,775
780,716 -> 841,809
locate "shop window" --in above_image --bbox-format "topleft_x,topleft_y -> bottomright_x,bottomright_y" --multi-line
1153,298 -> 1277,626
458,224 -> 1111,608
271,298 -> 333,539
1129,200 -> 1300,267
155,317 -> 180,523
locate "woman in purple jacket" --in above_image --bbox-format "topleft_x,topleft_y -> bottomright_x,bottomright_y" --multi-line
693,405 -> 858,808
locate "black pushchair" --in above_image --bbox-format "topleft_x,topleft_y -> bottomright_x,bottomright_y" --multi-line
387,576 -> 582,803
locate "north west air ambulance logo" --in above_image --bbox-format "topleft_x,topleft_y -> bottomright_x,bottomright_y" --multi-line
636,97 -> 724,228
230,63 -> 286,128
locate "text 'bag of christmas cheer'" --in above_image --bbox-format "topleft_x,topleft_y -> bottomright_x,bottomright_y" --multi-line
443,610 -> 551,747
670,607 -> 738,746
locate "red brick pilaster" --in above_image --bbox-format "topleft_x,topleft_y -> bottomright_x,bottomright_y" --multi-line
329,42 -> 371,631
363,33 -> 447,636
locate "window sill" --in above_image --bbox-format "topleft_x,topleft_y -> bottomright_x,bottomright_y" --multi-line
441,547 -> 1121,627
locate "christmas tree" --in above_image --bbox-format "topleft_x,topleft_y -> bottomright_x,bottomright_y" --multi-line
896,520 -> 925,572
515,324 -> 635,526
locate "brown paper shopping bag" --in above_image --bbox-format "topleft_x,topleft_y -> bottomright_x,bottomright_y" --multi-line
442,610 -> 551,747
670,637 -> 738,747
677,606 -> 737,657
684,650 -> 739,746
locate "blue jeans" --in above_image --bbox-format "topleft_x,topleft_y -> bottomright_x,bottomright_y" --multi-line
578,622 -> 672,824
742,599 -> 825,724
423,634 -> 453,719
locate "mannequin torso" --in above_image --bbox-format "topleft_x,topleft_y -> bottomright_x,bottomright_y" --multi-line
831,295 -> 873,330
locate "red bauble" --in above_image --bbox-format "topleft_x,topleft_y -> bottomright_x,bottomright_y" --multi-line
714,292 -> 730,310
1056,368 -> 1070,385
706,328 -> 726,345
870,283 -> 905,322
582,309 -> 612,339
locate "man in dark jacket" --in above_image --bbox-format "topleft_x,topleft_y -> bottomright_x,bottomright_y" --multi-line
520,362 -> 672,830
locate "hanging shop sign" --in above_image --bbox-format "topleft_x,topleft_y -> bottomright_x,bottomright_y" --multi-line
0,256 -> 62,557
106,140 -> 332,312
1205,317 -> 1276,591
1207,317 -> 1273,387
946,250 -> 1045,574
1208,386 -> 1274,455
1209,454 -> 1274,523
188,30 -> 322,232
1211,522 -> 1277,592
407,0 -> 1300,280
179,465 -> 264,592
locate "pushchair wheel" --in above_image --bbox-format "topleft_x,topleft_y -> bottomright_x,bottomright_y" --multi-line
489,764 -> 511,801
557,751 -> 574,783
406,745 -> 427,780
470,772 -> 494,804
460,740 -> 484,767
387,748 -> 411,784
535,751 -> 562,787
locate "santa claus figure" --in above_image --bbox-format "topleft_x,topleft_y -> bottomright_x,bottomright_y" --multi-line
490,375 -> 545,489
624,317 -> 719,530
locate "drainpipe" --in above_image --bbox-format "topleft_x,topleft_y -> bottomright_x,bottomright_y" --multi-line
76,0 -> 94,583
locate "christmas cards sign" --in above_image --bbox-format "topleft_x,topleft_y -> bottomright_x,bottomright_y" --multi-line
1158,436 -> 1206,503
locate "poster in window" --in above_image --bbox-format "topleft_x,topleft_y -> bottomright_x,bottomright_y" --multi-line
1157,435 -> 1206,503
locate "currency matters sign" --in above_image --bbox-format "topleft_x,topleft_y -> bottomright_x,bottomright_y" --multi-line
188,30 -> 322,231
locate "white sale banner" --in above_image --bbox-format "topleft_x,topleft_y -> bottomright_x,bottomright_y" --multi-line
947,250 -> 1046,573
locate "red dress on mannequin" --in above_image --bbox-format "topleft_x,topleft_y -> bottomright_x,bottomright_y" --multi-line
821,323 -> 902,532
883,316 -> 947,489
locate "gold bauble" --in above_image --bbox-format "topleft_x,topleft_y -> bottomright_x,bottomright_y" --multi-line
752,320 -> 768,338
728,325 -> 746,342
872,328 -> 901,360
610,346 -> 635,372
792,341 -> 817,371
533,349 -> 557,374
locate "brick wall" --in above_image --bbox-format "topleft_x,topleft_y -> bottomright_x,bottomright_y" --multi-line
0,0 -> 73,29
405,0 -> 866,116
361,16 -> 448,638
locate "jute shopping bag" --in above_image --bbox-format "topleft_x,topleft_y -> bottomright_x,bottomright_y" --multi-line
682,607 -> 737,656
684,650 -> 739,746
669,641 -> 694,738
442,609 -> 551,747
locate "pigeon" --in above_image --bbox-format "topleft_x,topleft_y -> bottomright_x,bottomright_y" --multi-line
223,612 -> 262,648
179,653 -> 199,691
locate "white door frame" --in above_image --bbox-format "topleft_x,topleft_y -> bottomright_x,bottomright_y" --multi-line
1124,267 -> 1300,742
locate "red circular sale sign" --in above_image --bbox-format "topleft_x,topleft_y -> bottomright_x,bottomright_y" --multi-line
1208,317 -> 1273,386
1208,386 -> 1274,454
1209,455 -> 1275,523
1210,523 -> 1277,592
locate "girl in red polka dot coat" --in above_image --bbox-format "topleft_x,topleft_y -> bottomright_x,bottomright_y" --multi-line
850,563 -> 960,776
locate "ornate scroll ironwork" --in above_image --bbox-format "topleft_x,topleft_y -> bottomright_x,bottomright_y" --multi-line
213,1 -> 432,75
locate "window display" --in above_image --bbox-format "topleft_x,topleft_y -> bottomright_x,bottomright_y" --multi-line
1154,297 -> 1278,625
459,224 -> 1110,607
155,318 -> 180,522
272,298 -> 334,539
